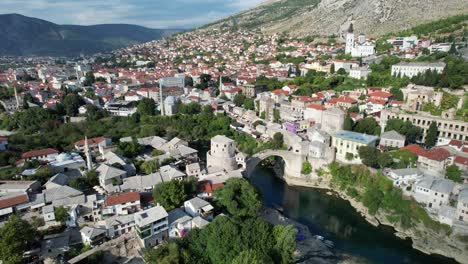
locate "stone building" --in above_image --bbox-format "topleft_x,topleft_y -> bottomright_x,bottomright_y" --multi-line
412,176 -> 454,211
401,84 -> 444,111
380,108 -> 468,142
206,135 -> 238,172
380,130 -> 406,148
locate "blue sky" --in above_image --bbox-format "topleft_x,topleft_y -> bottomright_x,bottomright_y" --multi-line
0,0 -> 264,28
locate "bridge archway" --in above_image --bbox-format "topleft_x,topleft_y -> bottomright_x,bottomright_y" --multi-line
245,150 -> 303,178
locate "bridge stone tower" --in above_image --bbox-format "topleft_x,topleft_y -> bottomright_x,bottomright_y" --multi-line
207,135 -> 238,172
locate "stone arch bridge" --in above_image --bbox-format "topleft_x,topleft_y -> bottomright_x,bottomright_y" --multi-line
244,149 -> 303,178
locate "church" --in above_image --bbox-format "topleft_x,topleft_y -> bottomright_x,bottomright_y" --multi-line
345,24 -> 376,58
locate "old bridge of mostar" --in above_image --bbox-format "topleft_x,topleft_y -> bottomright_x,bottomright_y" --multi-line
244,149 -> 304,179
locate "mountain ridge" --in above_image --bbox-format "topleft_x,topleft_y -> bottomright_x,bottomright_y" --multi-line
201,0 -> 468,37
0,13 -> 180,56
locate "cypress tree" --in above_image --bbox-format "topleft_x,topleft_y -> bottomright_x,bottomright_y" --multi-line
425,121 -> 438,148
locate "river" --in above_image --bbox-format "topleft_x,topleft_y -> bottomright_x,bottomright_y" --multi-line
249,166 -> 458,264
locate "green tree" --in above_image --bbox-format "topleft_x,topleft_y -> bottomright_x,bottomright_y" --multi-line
141,159 -> 160,174
343,113 -> 354,131
144,241 -> 182,264
362,187 -> 384,215
178,102 -> 201,115
243,98 -> 255,110
446,165 -> 462,183
62,93 -> 84,116
0,215 -> 38,264
390,87 -> 404,101
337,68 -> 347,75
137,98 -> 156,116
354,117 -> 380,135
214,178 -> 261,219
330,63 -> 335,74
425,121 -> 438,148
82,72 -> 96,86
271,132 -> 284,149
301,161 -> 312,174
232,250 -> 266,264
448,41 -> 457,54
378,152 -> 393,169
202,105 -> 214,115
116,141 -> 143,158
54,206 -> 69,223
358,146 -> 380,168
233,94 -> 246,107
152,179 -> 196,211
272,225 -> 297,264
31,167 -> 54,184
273,109 -> 281,123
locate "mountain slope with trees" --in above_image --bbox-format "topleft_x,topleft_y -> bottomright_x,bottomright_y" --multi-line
0,14 -> 180,56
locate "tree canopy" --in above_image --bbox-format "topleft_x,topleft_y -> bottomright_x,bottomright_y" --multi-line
152,178 -> 197,211
0,215 -> 38,264
214,178 -> 262,219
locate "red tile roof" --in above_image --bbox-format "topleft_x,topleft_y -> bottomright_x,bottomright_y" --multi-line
448,139 -> 464,148
272,89 -> 289,96
367,98 -> 387,105
105,192 -> 140,206
420,148 -> 451,161
307,104 -> 327,110
454,156 -> 468,166
21,148 -> 59,159
337,96 -> 357,104
0,194 -> 29,209
198,181 -> 224,194
399,144 -> 426,156
368,91 -> 392,98
74,137 -> 106,147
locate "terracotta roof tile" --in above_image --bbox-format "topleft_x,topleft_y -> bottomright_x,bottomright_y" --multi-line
420,148 -> 451,161
0,194 -> 29,209
399,144 -> 426,156
105,192 -> 140,206
21,148 -> 59,159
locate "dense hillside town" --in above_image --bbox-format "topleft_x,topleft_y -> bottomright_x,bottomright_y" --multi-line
0,12 -> 467,264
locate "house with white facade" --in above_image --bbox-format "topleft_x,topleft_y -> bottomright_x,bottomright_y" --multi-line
104,192 -> 141,216
184,197 -> 214,220
380,130 -> 406,149
134,205 -> 168,248
412,176 -> 454,211
391,62 -> 445,78
387,168 -> 423,187
331,131 -> 379,164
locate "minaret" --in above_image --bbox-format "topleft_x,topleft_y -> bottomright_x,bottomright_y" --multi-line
219,75 -> 223,92
159,81 -> 165,116
84,136 -> 93,171
13,86 -> 20,110
345,23 -> 355,54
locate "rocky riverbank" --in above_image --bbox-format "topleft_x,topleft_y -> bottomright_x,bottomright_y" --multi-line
261,207 -> 337,264
281,175 -> 468,264
260,207 -> 371,264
